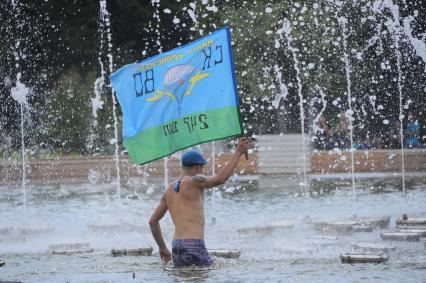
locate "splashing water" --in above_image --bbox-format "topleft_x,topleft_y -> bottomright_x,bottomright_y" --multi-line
11,73 -> 29,208
99,0 -> 121,198
11,73 -> 28,105
150,0 -> 169,189
10,0 -> 29,208
164,157 -> 169,191
278,20 -> 309,192
373,0 -> 406,195
152,0 -> 162,53
89,3 -> 107,151
187,2 -> 198,28
272,64 -> 288,110
403,15 -> 426,73
311,85 -> 327,136
211,141 -> 216,176
335,3 -> 356,197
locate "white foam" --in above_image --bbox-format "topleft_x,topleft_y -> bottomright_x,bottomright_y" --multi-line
11,73 -> 29,105
403,16 -> 426,72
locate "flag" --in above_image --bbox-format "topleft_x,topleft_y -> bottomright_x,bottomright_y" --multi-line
110,26 -> 243,164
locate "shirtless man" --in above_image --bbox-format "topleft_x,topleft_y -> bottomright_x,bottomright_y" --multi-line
149,137 -> 250,267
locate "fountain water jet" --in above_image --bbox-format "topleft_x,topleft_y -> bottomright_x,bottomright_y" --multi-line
402,15 -> 426,73
163,157 -> 169,191
311,85 -> 328,138
90,6 -> 107,152
271,64 -> 288,110
372,0 -> 407,195
211,142 -> 216,176
10,0 -> 29,207
335,2 -> 356,197
278,20 -> 309,192
151,0 -> 162,53
99,0 -> 121,198
150,0 -> 170,192
11,73 -> 29,207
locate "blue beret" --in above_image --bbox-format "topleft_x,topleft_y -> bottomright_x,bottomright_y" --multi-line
181,150 -> 207,167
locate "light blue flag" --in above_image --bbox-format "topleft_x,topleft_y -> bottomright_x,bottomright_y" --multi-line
110,26 -> 243,164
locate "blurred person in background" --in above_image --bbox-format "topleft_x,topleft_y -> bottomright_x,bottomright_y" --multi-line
405,111 -> 422,148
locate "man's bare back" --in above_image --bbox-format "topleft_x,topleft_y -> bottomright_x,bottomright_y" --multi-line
165,175 -> 206,239
149,137 -> 250,265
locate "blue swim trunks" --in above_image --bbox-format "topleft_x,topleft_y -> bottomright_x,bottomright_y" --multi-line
172,239 -> 213,267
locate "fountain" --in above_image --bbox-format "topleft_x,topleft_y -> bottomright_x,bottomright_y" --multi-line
335,1 -> 357,196
1,0 -> 426,282
374,0 -> 407,196
278,20 -> 309,192
98,0 -> 121,198
8,0 -> 30,207
10,74 -> 28,207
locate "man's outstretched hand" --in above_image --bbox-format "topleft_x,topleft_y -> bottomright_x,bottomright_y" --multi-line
237,137 -> 250,159
159,247 -> 171,262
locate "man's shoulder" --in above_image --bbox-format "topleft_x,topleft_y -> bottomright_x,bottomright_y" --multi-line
192,174 -> 208,182
180,176 -> 205,193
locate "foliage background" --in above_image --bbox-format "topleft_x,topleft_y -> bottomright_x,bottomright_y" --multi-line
0,0 -> 425,155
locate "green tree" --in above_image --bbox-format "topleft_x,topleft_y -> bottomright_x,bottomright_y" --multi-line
38,70 -> 93,154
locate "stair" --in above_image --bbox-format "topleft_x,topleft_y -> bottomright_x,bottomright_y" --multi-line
257,134 -> 311,174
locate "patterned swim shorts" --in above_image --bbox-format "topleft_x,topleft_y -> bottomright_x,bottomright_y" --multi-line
172,239 -> 213,267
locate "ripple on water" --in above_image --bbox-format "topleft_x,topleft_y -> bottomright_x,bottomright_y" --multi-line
0,183 -> 426,282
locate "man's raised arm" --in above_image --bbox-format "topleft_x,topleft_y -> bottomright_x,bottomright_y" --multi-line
200,137 -> 250,189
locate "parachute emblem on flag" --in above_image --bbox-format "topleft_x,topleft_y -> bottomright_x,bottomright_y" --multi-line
146,64 -> 210,115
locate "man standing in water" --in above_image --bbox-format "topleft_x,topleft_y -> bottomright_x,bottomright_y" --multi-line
149,137 -> 250,267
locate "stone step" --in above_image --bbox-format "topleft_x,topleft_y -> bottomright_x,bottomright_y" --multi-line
269,220 -> 296,229
312,217 -> 390,234
351,242 -> 396,253
398,225 -> 426,230
309,236 -> 338,247
397,229 -> 426,237
322,216 -> 391,229
87,223 -> 142,232
208,249 -> 241,259
237,226 -> 274,234
49,242 -> 90,251
362,216 -> 391,228
310,236 -> 338,241
380,232 -> 421,241
18,224 -> 55,235
52,249 -> 94,255
237,220 -> 296,235
340,254 -> 388,264
351,224 -> 375,232
396,217 -> 426,226
111,247 -> 153,257
88,224 -> 122,232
